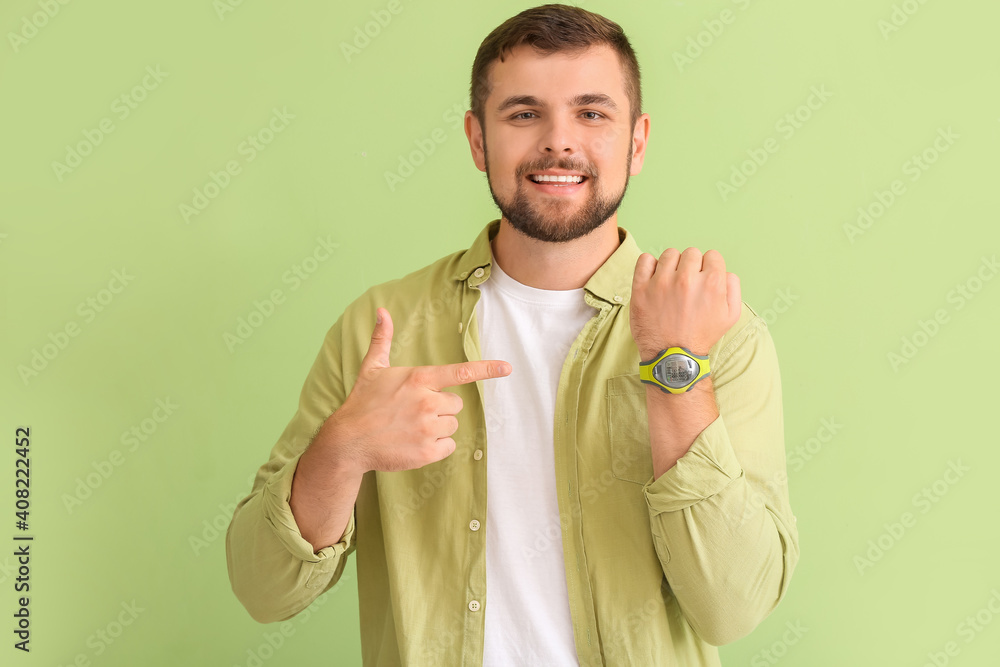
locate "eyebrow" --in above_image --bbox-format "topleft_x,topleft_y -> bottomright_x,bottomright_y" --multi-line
496,93 -> 620,114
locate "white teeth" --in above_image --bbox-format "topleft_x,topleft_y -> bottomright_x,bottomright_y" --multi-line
530,174 -> 584,183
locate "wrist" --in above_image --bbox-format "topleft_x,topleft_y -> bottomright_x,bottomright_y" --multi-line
640,345 -> 710,360
314,412 -> 370,477
644,374 -> 713,397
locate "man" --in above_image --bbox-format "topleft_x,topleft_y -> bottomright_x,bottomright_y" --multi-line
226,4 -> 799,666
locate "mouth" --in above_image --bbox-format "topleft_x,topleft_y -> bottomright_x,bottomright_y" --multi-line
526,173 -> 589,195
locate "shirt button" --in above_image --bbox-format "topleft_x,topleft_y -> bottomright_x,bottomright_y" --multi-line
469,600 -> 481,612
469,519 -> 480,531
613,295 -> 623,303
473,268 -> 485,278
473,449 -> 483,460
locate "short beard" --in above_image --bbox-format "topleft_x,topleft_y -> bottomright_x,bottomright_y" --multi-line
483,136 -> 632,244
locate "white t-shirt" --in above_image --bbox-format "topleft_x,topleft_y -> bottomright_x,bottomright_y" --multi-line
478,247 -> 598,667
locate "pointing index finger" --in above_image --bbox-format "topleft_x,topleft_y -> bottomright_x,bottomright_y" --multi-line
421,360 -> 512,390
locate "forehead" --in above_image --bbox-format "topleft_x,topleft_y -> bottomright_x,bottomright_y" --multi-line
487,43 -> 626,109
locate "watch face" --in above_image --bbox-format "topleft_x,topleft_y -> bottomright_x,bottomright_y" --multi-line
654,353 -> 698,388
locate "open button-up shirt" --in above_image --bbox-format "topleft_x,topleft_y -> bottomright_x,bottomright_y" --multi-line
226,218 -> 800,666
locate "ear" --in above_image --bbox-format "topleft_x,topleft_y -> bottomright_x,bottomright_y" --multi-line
629,113 -> 651,176
465,111 -> 487,173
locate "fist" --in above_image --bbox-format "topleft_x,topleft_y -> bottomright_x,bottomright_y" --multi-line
630,247 -> 742,359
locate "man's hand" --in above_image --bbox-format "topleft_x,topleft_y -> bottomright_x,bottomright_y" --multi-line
322,307 -> 513,475
630,247 -> 742,359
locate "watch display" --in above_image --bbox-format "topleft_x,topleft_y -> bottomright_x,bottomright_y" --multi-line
639,346 -> 711,394
655,353 -> 699,388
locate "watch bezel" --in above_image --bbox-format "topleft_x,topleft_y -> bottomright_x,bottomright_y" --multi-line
639,346 -> 711,394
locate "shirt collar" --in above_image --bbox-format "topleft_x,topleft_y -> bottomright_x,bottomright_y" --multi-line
451,218 -> 643,307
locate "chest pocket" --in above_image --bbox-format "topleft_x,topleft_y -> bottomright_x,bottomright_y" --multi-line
606,374 -> 655,485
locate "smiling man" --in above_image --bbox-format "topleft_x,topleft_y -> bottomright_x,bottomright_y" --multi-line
226,4 -> 799,666
470,37 -> 643,286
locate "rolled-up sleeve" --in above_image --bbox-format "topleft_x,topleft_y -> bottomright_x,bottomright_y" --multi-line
641,315 -> 799,646
226,314 -> 357,624
259,450 -> 356,563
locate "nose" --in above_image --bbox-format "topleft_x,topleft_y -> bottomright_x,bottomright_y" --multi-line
537,114 -> 577,155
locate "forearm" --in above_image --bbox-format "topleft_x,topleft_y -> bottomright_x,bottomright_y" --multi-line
290,416 -> 366,553
226,423 -> 361,623
226,315 -> 359,623
645,376 -> 719,479
641,325 -> 797,644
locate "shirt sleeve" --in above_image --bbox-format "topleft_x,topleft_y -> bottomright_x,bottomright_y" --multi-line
640,313 -> 800,646
225,313 -> 358,624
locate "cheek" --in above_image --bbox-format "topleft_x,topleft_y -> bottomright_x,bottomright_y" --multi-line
489,154 -> 523,181
584,144 -> 627,176
587,124 -> 630,156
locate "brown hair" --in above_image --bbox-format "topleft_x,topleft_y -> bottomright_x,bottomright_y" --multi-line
470,4 -> 642,141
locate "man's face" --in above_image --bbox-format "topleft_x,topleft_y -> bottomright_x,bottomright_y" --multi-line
466,43 -> 648,244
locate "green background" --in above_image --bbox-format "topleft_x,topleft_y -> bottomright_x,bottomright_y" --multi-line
2,0 -> 998,664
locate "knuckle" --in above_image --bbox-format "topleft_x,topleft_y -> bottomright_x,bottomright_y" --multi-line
455,365 -> 474,384
418,393 -> 436,413
418,416 -> 437,438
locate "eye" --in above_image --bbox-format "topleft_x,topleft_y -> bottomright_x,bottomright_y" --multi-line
510,111 -> 604,121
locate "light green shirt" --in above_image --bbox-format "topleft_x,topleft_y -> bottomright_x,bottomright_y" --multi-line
226,218 -> 800,666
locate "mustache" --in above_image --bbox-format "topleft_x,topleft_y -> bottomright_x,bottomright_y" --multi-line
520,164 -> 593,177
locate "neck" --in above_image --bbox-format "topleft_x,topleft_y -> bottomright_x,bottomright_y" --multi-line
489,216 -> 622,290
